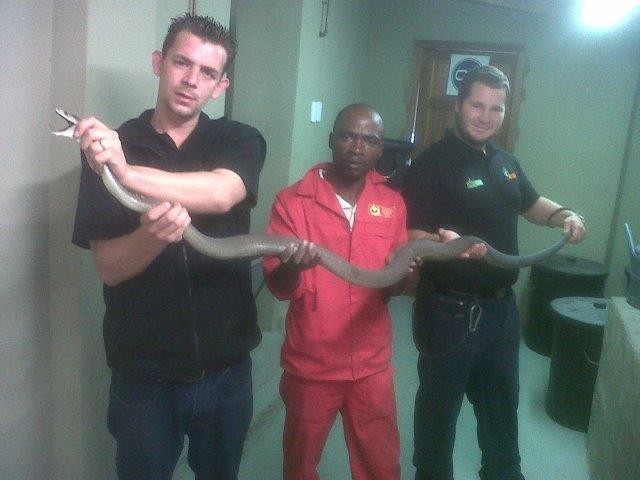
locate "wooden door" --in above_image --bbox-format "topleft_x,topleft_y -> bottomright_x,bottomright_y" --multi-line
405,41 -> 526,158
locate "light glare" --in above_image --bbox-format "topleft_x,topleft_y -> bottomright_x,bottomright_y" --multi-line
581,0 -> 640,27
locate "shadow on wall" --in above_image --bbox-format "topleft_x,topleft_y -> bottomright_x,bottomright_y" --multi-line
1,182 -> 51,479
48,160 -> 115,478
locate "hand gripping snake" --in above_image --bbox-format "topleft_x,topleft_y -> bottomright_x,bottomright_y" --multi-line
53,108 -> 568,289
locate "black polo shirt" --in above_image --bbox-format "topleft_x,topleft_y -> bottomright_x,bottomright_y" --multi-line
72,110 -> 266,383
403,130 -> 539,295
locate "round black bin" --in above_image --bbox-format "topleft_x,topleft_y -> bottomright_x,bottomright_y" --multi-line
526,254 -> 607,356
545,297 -> 608,432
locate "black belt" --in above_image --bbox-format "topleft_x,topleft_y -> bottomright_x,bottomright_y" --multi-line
432,286 -> 509,300
115,354 -> 246,384
183,354 -> 246,382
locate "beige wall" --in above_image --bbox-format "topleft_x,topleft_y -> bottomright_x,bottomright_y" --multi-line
1,1 -> 231,478
230,0 -> 304,329
1,2 -> 55,478
287,0 -> 373,183
607,76 -> 640,296
231,0 -> 374,329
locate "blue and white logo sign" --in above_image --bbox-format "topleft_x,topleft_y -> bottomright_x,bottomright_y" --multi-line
446,54 -> 490,96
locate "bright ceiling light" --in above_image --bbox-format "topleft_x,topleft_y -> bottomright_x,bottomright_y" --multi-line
581,0 -> 640,28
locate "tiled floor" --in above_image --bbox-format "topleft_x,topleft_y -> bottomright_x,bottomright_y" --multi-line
177,294 -> 590,479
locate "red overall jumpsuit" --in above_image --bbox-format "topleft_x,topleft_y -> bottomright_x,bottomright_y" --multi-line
264,164 -> 407,480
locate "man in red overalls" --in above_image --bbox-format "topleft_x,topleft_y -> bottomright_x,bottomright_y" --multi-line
263,104 -> 408,480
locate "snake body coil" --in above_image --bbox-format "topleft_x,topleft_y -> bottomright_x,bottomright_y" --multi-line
101,166 -> 568,289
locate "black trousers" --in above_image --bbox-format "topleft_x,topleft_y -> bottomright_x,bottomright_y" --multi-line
412,291 -> 525,480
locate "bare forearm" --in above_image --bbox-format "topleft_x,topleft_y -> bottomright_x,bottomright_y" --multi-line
121,165 -> 246,214
74,116 -> 249,214
90,230 -> 168,286
522,196 -> 586,243
522,197 -> 563,225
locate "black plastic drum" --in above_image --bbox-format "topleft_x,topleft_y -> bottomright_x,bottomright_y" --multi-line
545,297 -> 608,432
526,254 -> 607,356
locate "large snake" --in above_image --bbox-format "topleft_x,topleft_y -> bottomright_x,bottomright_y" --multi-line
53,108 -> 568,289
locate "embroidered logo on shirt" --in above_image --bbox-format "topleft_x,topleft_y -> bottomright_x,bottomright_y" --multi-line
369,203 -> 396,218
502,166 -> 518,180
466,178 -> 484,189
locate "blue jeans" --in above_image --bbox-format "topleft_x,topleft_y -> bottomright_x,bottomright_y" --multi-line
107,355 -> 253,480
413,291 -> 525,480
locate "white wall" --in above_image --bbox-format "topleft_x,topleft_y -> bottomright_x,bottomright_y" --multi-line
288,0 -> 373,183
231,0 -> 305,330
0,2 -> 54,478
0,1 -> 231,478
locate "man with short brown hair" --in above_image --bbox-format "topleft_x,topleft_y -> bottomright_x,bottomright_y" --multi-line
72,14 -> 265,480
404,65 -> 586,480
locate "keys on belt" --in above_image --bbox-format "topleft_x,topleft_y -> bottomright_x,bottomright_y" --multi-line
436,286 -> 508,300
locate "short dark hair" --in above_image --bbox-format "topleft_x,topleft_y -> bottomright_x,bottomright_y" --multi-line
162,13 -> 237,73
457,65 -> 510,101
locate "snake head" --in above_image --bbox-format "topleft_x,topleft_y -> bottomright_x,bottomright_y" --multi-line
52,107 -> 80,138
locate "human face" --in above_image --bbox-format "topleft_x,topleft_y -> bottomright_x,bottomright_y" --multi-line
152,31 -> 230,121
455,82 -> 506,150
329,108 -> 384,182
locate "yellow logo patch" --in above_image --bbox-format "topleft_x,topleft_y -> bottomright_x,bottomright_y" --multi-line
502,166 -> 518,180
369,203 -> 396,218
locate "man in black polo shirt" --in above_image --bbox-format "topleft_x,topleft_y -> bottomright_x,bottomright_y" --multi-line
71,14 -> 265,480
403,65 -> 586,480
